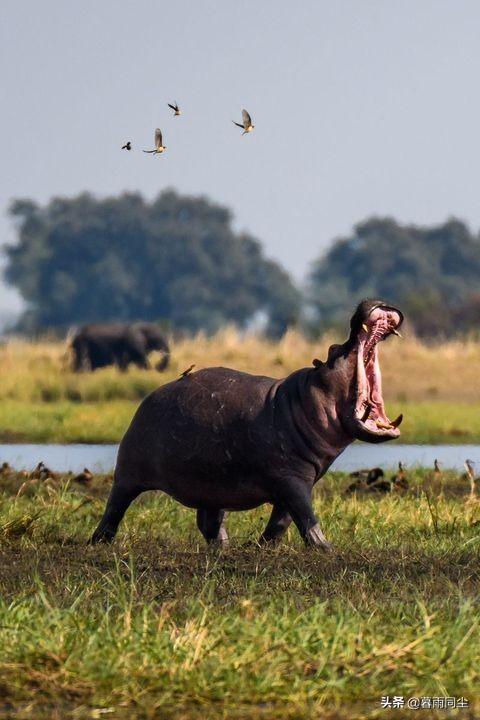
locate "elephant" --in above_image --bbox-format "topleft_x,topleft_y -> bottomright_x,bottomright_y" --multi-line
70,322 -> 170,372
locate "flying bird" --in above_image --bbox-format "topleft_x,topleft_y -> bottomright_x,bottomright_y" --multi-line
121,141 -> 132,151
233,109 -> 254,135
143,128 -> 167,155
168,102 -> 181,116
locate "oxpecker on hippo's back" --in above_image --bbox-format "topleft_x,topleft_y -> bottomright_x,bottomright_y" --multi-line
91,299 -> 404,551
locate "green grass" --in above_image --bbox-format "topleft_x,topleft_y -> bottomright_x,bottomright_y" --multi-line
1,399 -> 480,444
0,467 -> 479,718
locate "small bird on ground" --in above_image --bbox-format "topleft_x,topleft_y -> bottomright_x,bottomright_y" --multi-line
179,364 -> 195,378
143,128 -> 167,155
30,461 -> 55,481
233,109 -> 254,135
121,141 -> 132,150
167,102 -> 181,116
74,467 -> 93,484
346,467 -> 385,494
392,462 -> 409,491
464,459 -> 478,497
433,458 -> 442,478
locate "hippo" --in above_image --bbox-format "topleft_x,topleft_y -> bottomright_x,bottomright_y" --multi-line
91,299 -> 403,550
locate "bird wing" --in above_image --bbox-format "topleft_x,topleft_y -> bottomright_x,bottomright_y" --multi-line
167,103 -> 176,111
155,128 -> 163,148
242,109 -> 252,127
232,121 -> 244,128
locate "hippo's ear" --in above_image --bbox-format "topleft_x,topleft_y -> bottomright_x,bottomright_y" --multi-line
326,344 -> 345,368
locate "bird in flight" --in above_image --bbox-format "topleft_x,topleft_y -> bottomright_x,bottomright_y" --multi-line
233,109 -> 254,135
143,128 -> 167,155
168,102 -> 181,116
121,141 -> 132,151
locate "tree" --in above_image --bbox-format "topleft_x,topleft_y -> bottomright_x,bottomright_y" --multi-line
308,217 -> 480,337
5,190 -> 300,336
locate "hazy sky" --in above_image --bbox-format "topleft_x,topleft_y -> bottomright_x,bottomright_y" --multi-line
3,0 -> 480,313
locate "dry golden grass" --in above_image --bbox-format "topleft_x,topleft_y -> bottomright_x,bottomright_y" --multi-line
1,328 -> 480,402
1,330 -> 480,443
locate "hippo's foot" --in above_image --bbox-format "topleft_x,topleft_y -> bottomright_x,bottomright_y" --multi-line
305,523 -> 333,552
207,526 -> 229,548
88,525 -> 116,544
197,509 -> 229,547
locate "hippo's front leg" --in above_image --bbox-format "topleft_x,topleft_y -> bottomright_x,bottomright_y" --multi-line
277,480 -> 332,552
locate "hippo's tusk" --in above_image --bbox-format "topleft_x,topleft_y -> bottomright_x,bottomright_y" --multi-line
392,329 -> 402,337
390,414 -> 403,428
362,323 -> 368,333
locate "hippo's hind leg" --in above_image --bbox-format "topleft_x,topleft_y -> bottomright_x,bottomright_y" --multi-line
279,481 -> 332,552
259,503 -> 292,544
196,509 -> 229,547
90,474 -> 143,543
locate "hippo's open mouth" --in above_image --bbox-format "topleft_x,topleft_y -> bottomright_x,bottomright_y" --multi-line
353,304 -> 404,443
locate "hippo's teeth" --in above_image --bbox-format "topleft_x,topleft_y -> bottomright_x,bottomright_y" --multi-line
360,403 -> 372,422
392,329 -> 402,337
375,419 -> 393,429
390,414 -> 403,428
362,323 -> 368,332
374,414 -> 403,430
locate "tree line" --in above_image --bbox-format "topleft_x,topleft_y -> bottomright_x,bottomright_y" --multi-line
5,191 -> 480,338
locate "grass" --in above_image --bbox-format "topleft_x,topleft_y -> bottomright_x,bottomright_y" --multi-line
0,466 -> 479,718
2,399 -> 480,444
2,329 -> 480,442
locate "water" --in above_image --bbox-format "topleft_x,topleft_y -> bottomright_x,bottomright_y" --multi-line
0,443 -> 479,474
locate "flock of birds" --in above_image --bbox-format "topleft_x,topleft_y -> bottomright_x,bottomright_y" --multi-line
346,458 -> 480,497
1,458 -> 478,498
121,104 -> 254,155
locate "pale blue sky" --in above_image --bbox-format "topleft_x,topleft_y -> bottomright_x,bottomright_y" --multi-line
2,0 -> 480,315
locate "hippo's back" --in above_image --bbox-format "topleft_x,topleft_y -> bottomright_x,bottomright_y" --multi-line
115,367 -> 281,506
119,367 -> 278,470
